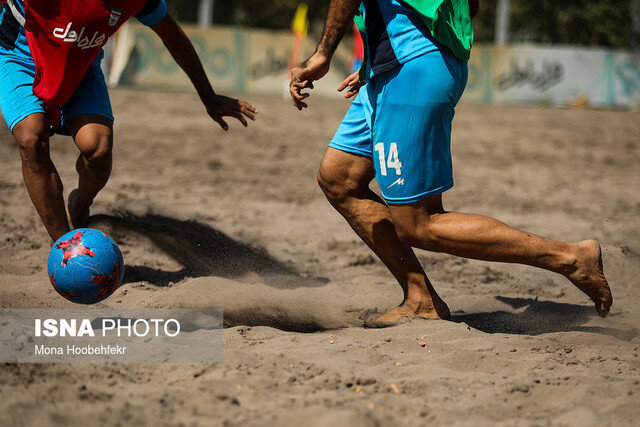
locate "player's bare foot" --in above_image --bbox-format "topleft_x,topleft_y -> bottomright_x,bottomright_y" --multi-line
566,240 -> 612,318
67,189 -> 90,229
376,297 -> 451,322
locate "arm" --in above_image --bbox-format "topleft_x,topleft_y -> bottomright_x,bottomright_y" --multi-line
151,14 -> 257,130
290,0 -> 361,110
316,0 -> 362,58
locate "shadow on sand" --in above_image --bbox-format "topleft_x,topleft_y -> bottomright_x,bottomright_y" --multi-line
453,296 -> 637,341
90,212 -> 328,290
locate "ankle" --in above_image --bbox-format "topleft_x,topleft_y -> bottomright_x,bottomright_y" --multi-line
404,288 -> 436,308
70,190 -> 93,210
554,245 -> 579,277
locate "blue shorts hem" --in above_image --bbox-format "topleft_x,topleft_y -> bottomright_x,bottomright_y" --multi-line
382,182 -> 454,205
8,110 -> 115,134
8,108 -> 45,133
328,141 -> 372,158
63,109 -> 114,124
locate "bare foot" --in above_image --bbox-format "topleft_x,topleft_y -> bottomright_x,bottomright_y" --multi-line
376,297 -> 451,322
566,240 -> 613,318
67,189 -> 90,229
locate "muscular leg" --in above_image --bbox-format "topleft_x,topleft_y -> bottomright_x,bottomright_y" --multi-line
13,113 -> 70,241
65,115 -> 113,229
388,195 -> 613,317
318,147 -> 451,321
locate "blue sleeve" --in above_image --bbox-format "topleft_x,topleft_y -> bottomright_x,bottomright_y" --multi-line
135,0 -> 168,27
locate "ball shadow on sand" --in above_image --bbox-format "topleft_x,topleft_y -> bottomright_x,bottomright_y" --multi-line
90,213 -> 328,290
453,296 -> 637,341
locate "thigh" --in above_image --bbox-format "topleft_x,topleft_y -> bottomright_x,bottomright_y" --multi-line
370,51 -> 466,205
387,193 -> 445,229
62,58 -> 114,127
0,48 -> 46,133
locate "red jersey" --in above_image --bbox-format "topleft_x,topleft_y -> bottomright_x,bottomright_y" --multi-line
21,0 -> 148,120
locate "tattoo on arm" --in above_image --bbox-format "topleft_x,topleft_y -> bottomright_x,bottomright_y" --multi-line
317,0 -> 362,57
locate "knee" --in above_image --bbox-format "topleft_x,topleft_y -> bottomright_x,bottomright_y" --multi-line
78,129 -> 112,164
14,124 -> 50,167
317,164 -> 363,206
316,166 -> 335,196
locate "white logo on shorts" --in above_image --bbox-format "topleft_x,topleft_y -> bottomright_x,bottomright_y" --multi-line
387,178 -> 405,189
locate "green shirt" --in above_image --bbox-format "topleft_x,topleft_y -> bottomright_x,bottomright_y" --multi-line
402,0 -> 474,61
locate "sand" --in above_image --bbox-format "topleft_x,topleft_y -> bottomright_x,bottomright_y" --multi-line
0,89 -> 639,426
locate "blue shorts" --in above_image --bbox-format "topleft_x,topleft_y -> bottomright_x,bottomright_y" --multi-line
329,49 -> 468,204
0,47 -> 113,133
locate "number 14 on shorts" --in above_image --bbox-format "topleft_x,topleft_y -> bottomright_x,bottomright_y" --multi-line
374,142 -> 402,176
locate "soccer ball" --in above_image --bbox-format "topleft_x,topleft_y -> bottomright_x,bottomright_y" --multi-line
47,228 -> 124,304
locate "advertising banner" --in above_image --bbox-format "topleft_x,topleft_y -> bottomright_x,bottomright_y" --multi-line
108,24 -> 640,108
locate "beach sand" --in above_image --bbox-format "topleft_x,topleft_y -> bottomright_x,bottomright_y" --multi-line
0,90 -> 638,425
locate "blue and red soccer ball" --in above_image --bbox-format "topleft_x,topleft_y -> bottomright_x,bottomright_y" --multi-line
47,229 -> 124,304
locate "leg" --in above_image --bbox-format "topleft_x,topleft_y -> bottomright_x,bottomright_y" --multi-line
318,148 -> 450,321
13,113 -> 70,241
388,195 -> 613,317
65,114 -> 113,228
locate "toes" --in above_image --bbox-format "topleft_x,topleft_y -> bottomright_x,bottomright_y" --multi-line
596,301 -> 610,318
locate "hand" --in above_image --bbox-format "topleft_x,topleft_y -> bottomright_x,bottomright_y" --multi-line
204,94 -> 258,131
337,70 -> 364,99
290,52 -> 331,110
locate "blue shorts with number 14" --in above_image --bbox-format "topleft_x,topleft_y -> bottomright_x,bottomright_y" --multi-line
329,49 -> 468,205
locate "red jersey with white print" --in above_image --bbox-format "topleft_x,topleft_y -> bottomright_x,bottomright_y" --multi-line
22,0 -> 148,109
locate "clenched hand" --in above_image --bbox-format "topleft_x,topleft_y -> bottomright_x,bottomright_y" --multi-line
290,53 -> 331,110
